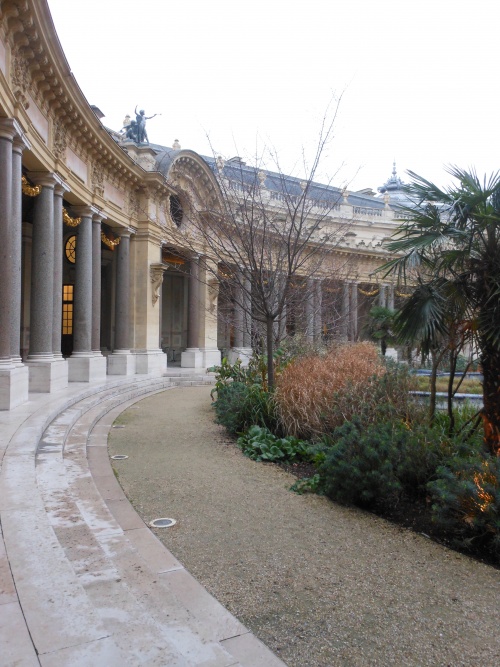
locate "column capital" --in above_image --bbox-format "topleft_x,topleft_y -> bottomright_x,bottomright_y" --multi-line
54,180 -> 70,197
13,132 -> 31,153
71,204 -> 100,219
0,118 -> 29,144
26,171 -> 65,189
115,226 -> 134,239
92,210 -> 107,223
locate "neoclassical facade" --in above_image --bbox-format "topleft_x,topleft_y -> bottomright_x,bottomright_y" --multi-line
0,0 -> 405,411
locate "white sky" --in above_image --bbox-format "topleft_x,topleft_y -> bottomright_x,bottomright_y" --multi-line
47,0 -> 499,192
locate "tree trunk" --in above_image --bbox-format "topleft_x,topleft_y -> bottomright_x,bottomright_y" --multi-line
429,349 -> 439,425
266,316 -> 275,390
480,342 -> 500,456
447,349 -> 457,434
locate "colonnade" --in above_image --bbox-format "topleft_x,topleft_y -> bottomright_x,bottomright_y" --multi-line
226,277 -> 397,362
0,118 -> 136,409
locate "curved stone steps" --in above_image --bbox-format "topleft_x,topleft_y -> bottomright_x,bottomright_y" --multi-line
0,375 -> 284,666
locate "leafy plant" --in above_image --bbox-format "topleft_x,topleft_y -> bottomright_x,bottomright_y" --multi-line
428,453 -> 500,559
290,474 -> 322,495
237,425 -> 310,462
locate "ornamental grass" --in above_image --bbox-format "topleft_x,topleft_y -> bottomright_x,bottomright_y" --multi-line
274,342 -> 389,438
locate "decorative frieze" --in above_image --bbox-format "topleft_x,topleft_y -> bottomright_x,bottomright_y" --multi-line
62,207 -> 81,227
101,230 -> 120,250
21,175 -> 41,197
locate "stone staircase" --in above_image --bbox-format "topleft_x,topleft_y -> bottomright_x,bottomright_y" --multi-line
0,372 -> 284,666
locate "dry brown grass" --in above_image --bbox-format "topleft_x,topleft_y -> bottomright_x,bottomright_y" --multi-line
274,342 -> 387,438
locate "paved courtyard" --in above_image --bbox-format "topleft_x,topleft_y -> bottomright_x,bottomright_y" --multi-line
110,386 -> 500,667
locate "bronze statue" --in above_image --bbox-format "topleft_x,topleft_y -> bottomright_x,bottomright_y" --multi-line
134,106 -> 159,144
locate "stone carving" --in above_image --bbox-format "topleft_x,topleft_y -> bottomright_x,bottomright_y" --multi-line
150,264 -> 166,306
207,278 -> 219,315
91,163 -> 105,197
11,52 -> 31,109
53,123 -> 67,160
126,189 -> 141,218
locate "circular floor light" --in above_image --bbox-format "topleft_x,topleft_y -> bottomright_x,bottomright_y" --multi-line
149,518 -> 177,528
110,454 -> 129,460
112,424 -> 125,429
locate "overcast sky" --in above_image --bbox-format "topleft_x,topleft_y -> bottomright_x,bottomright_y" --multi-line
47,0 -> 498,193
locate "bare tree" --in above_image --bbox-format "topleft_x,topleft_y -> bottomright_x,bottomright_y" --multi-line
181,106 -> 354,388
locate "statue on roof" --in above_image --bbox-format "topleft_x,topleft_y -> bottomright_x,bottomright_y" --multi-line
121,108 -> 160,143
134,106 -> 160,143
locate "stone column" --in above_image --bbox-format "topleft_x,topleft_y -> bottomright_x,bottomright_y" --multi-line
341,282 -> 350,340
234,283 -> 244,348
68,205 -> 106,382
228,269 -> 252,366
52,182 -> 69,360
0,123 -> 14,368
92,213 -> 106,356
11,135 -> 29,365
108,229 -> 135,375
0,119 -> 30,408
181,255 -> 203,367
26,172 -> 68,392
388,283 -> 395,311
350,282 -> 358,341
314,279 -> 322,343
379,284 -> 387,308
305,278 -> 314,342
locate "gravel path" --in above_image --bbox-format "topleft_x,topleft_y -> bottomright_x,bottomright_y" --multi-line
109,386 -> 500,667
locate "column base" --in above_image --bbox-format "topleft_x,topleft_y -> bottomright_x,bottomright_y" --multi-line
227,347 -> 253,367
134,350 -> 167,375
0,365 -> 29,410
107,352 -> 136,376
181,348 -> 204,368
26,359 -> 68,393
201,348 -> 222,368
68,354 -> 107,383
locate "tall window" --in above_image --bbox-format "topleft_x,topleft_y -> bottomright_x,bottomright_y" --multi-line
62,285 -> 73,334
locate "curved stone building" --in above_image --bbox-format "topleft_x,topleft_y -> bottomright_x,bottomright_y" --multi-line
0,0 -> 404,410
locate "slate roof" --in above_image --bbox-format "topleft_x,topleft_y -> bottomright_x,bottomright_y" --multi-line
151,142 -> 388,211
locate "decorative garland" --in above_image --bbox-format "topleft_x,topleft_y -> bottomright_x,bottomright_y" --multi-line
358,286 -> 379,297
62,207 -> 81,227
396,289 -> 412,298
101,231 -> 120,249
21,176 -> 41,197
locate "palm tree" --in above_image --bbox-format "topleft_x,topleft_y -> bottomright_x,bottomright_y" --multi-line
364,305 -> 396,356
394,277 -> 473,427
381,166 -> 500,455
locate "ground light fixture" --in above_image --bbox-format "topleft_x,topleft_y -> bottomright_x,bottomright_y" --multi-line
149,518 -> 177,528
110,454 -> 129,460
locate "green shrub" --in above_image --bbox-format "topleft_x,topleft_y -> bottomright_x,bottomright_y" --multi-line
318,419 -> 403,507
428,453 -> 500,560
213,382 -> 276,435
317,418 -> 454,507
237,425 -> 310,462
211,357 -> 278,435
